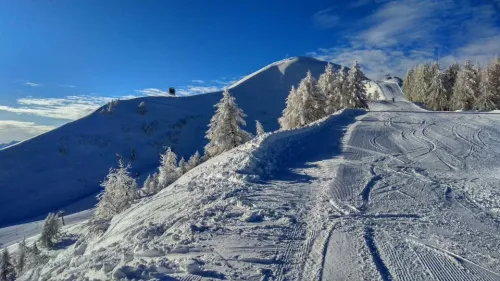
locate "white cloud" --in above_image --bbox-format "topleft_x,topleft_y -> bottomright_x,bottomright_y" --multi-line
0,120 -> 55,143
177,86 -> 221,96
0,95 -> 120,120
312,8 -> 340,29
58,84 -> 76,88
308,0 -> 500,79
25,82 -> 42,87
191,80 -> 205,84
135,88 -> 171,96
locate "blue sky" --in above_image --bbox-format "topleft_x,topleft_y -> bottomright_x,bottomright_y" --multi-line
0,0 -> 499,143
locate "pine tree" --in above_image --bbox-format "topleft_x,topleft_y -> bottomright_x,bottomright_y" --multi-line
403,67 -> 415,100
178,157 -> 187,175
39,212 -> 61,248
373,90 -> 381,100
187,151 -> 201,171
157,147 -> 179,189
475,60 -> 498,111
279,86 -> 302,130
337,65 -> 348,106
0,248 -> 15,281
452,60 -> 480,110
94,159 -> 138,220
296,70 -> 327,124
318,63 -> 339,114
204,88 -> 252,157
426,69 -> 448,111
142,173 -> 156,195
16,237 -> 27,275
255,120 -> 265,136
344,61 -> 367,108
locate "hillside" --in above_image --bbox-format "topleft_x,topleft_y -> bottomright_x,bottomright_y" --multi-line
13,97 -> 500,280
0,57 -> 340,227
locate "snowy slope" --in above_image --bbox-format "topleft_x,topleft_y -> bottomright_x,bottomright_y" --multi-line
365,80 -> 406,101
15,101 -> 500,280
0,57 -> 341,227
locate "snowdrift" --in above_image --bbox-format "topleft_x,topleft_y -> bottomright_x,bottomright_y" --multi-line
0,57 -> 340,226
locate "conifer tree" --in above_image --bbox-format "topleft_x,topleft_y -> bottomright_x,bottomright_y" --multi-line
344,61 -> 367,108
475,59 -> 499,110
39,212 -> 61,248
205,88 -> 251,157
187,151 -> 201,171
0,248 -> 15,281
16,237 -> 27,275
279,86 -> 302,130
318,63 -> 339,114
426,70 -> 448,111
94,160 -> 138,220
403,67 -> 415,100
296,70 -> 326,124
142,173 -> 157,195
452,60 -> 480,110
337,65 -> 348,107
255,120 -> 265,136
157,147 -> 179,189
178,157 -> 187,175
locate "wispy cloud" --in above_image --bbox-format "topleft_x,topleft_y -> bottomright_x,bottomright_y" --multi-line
58,84 -> 76,88
177,86 -> 221,96
308,0 -> 500,79
191,80 -> 205,84
0,120 -> 55,143
312,7 -> 340,29
0,95 -> 122,120
25,81 -> 42,87
135,88 -> 171,96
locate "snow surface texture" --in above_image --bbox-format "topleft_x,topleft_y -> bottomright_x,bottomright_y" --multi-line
0,57 -> 341,227
13,88 -> 500,280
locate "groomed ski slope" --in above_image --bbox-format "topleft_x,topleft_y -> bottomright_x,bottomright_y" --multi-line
16,84 -> 500,280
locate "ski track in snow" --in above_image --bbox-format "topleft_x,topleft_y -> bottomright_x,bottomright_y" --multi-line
7,84 -> 500,280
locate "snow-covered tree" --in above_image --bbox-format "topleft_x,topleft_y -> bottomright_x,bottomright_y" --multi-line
476,57 -> 500,111
157,147 -> 179,189
318,63 -> 339,114
344,61 -> 367,108
295,70 -> 326,124
452,60 -> 480,110
204,88 -> 252,157
39,212 -> 61,248
255,120 -> 265,136
279,86 -> 301,130
187,151 -> 201,171
178,157 -> 187,175
142,173 -> 157,195
16,238 -> 27,275
373,90 -> 381,100
94,160 -> 138,220
426,69 -> 448,111
403,67 -> 415,100
0,248 -> 15,281
138,101 -> 147,115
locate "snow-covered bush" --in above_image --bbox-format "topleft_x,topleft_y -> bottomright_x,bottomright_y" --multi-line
94,159 -> 139,220
204,88 -> 252,158
39,212 -> 61,248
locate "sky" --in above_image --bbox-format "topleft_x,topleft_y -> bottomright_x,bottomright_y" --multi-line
0,0 -> 499,143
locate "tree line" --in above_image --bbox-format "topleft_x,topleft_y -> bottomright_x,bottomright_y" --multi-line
403,57 -> 500,111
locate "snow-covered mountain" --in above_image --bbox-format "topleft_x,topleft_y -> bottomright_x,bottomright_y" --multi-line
9,98 -> 500,280
0,57 -> 342,227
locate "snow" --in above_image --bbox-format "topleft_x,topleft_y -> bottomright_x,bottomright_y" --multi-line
3,59 -> 500,280
0,57 -> 337,227
8,87 -> 500,279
